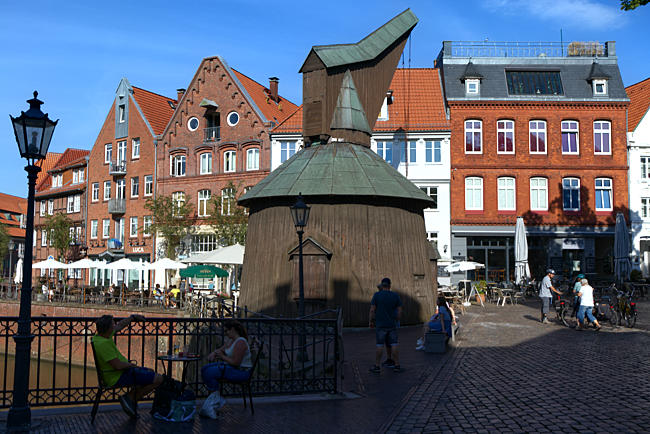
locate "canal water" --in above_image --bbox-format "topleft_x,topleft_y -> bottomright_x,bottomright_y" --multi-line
0,353 -> 97,391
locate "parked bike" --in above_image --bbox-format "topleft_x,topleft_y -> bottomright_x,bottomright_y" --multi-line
615,286 -> 637,328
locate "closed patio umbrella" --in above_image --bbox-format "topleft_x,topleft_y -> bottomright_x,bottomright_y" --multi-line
614,212 -> 631,283
514,216 -> 530,285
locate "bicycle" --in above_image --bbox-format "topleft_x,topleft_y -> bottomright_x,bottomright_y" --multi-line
615,286 -> 637,328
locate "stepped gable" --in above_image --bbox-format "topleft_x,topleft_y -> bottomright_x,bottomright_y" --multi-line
627,77 -> 650,131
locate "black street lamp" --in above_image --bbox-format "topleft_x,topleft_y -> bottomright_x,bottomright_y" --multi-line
7,91 -> 57,430
290,193 -> 310,318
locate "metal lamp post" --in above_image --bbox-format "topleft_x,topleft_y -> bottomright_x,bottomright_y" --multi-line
7,91 -> 57,430
290,193 -> 310,318
8,240 -> 15,285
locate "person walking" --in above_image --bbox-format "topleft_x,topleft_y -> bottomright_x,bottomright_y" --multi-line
539,269 -> 562,324
576,278 -> 601,331
369,278 -> 403,373
571,274 -> 585,318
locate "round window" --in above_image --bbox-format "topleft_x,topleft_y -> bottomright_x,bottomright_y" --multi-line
187,117 -> 199,131
227,111 -> 239,126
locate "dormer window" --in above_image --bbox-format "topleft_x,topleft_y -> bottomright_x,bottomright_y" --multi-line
593,79 -> 608,96
377,97 -> 389,121
118,105 -> 125,123
466,79 -> 480,95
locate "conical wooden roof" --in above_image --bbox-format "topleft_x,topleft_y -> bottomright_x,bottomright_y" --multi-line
238,142 -> 434,208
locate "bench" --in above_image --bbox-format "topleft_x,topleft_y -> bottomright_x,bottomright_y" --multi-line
423,324 -> 460,353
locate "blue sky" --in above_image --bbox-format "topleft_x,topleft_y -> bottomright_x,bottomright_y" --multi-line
1,0 -> 648,197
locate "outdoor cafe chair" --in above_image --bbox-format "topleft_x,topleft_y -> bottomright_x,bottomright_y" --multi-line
496,287 -> 513,306
218,341 -> 264,415
90,340 -> 138,423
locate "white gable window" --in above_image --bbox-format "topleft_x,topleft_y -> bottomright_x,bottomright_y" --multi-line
132,138 -> 140,159
593,79 -> 608,96
465,79 -> 480,95
280,141 -> 297,163
104,143 -> 112,163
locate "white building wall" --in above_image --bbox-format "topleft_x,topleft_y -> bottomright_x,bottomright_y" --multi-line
628,108 -> 650,275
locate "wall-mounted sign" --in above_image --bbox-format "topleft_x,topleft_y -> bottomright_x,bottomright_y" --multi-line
132,247 -> 145,253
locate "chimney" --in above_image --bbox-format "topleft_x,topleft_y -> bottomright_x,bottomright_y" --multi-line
269,77 -> 279,102
176,88 -> 186,103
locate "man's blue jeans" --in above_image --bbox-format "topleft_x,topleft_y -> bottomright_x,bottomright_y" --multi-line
577,304 -> 596,325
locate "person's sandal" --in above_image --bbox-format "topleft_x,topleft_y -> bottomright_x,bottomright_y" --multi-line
369,365 -> 381,374
393,365 -> 403,373
119,394 -> 137,419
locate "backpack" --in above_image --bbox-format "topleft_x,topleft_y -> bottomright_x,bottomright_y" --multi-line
151,376 -> 187,417
153,389 -> 196,423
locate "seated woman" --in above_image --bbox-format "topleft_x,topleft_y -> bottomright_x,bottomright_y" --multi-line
416,297 -> 457,350
200,320 -> 253,419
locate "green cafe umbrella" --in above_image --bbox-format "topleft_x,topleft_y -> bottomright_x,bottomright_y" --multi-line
180,264 -> 228,279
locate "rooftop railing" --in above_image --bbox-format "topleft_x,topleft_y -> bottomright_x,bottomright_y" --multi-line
443,41 -> 609,58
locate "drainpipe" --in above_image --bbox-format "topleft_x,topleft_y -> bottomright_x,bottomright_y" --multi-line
153,137 -> 158,263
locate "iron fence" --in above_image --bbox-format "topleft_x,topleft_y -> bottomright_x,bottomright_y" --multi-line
0,312 -> 341,408
447,41 -> 606,58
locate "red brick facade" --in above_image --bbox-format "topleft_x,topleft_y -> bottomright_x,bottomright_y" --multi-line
157,57 -> 297,248
86,82 -> 175,263
450,102 -> 629,227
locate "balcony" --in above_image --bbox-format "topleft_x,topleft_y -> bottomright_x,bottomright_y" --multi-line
204,127 -> 221,143
109,160 -> 127,176
108,198 -> 126,214
442,40 -> 610,59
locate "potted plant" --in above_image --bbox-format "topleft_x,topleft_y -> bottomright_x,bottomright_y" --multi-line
475,280 -> 487,304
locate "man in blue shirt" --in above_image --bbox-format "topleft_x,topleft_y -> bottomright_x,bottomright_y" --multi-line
369,278 -> 403,373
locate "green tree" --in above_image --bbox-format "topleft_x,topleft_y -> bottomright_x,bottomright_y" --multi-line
208,181 -> 248,246
44,212 -> 73,261
621,0 -> 648,9
144,194 -> 194,259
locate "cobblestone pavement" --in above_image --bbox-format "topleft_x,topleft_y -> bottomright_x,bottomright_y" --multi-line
3,300 -> 649,433
385,300 -> 650,433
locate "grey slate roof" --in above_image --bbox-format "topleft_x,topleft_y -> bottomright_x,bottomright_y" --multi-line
442,59 -> 628,101
238,142 -> 434,208
460,62 -> 483,80
330,70 -> 371,134
300,9 -> 418,71
588,61 -> 611,80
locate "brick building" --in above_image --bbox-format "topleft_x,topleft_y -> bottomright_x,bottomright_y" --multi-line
438,41 -> 629,280
156,56 -> 297,258
86,78 -> 175,287
270,68 -> 453,278
33,148 -> 89,284
626,77 -> 650,275
0,192 -> 26,282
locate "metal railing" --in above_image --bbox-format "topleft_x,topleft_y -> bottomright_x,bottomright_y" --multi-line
0,312 -> 340,408
108,198 -> 126,214
446,41 -> 606,58
203,127 -> 221,143
109,160 -> 127,175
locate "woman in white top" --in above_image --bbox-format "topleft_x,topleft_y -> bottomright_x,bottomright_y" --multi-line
200,320 -> 252,418
576,278 -> 601,331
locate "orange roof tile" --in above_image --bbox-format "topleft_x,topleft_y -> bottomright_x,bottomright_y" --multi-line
0,192 -> 26,220
50,149 -> 89,171
273,68 -> 449,134
132,87 -> 176,136
627,77 -> 650,132
231,69 -> 299,125
35,152 -> 62,190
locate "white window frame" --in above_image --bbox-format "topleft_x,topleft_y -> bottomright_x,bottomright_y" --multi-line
48,199 -> 53,215
130,216 -> 138,238
221,188 -> 234,216
497,120 -> 515,154
72,170 -> 79,185
425,141 -> 442,164
117,140 -> 127,163
497,177 -> 516,211
131,177 -> 139,198
594,120 -> 611,155
465,79 -> 480,95
280,141 -> 296,163
115,218 -> 124,242
224,151 -> 236,173
103,181 -> 111,201
465,177 -> 483,211
144,175 -> 153,196
641,198 -> 650,219
118,105 -> 125,123
200,152 -> 212,175
143,216 -> 152,237
529,120 -> 547,154
593,79 -> 608,96
102,219 -> 110,239
562,177 -> 581,211
116,179 -> 125,200
420,186 -> 438,210
408,141 -> 417,164
377,97 -> 389,121
246,148 -> 260,171
40,201 -> 45,216
131,137 -> 140,159
198,190 -> 211,217
91,183 -> 99,202
561,121 -> 579,155
465,120 -> 482,154
170,154 -> 186,177
74,195 -> 80,213
172,192 -> 185,215
41,229 -> 47,247
90,220 -> 98,239
104,143 -> 112,163
530,177 -> 548,211
595,178 -> 613,211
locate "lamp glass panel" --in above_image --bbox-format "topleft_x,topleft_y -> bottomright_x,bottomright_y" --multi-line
12,120 -> 26,154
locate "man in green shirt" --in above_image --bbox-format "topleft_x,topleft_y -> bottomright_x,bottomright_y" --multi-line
92,314 -> 163,418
